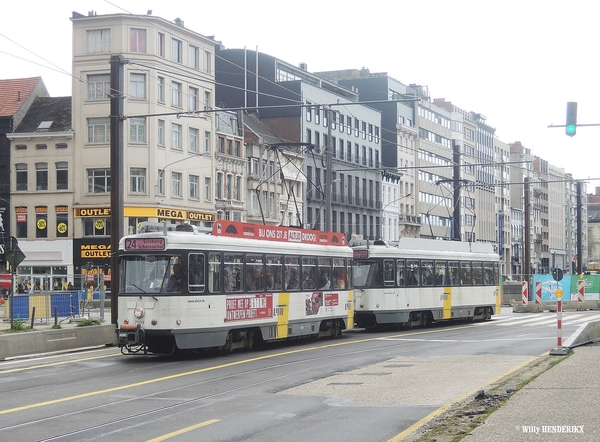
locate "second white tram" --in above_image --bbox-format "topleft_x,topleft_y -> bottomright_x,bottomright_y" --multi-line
352,238 -> 501,328
117,221 -> 354,354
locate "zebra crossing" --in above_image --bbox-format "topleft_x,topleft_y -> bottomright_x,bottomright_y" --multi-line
490,312 -> 600,328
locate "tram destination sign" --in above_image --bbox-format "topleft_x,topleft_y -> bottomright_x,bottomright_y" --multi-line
124,238 -> 166,251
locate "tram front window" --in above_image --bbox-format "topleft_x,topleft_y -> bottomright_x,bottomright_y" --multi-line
122,255 -> 180,293
353,261 -> 381,287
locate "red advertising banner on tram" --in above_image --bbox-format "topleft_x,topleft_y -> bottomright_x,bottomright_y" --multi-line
213,220 -> 347,246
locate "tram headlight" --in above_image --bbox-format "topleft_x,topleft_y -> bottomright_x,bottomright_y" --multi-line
133,308 -> 144,318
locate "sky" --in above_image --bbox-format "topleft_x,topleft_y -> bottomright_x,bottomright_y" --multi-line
2,0 -> 600,192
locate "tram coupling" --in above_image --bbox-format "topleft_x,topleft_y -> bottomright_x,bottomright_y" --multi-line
117,323 -> 145,349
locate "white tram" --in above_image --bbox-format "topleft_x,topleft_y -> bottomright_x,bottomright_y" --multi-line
117,220 -> 354,354
351,237 -> 501,329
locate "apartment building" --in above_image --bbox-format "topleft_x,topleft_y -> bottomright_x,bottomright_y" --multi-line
215,51 -> 383,240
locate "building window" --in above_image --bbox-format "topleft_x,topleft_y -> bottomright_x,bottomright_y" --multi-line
235,140 -> 241,156
189,174 -> 199,199
157,119 -> 165,146
218,137 -> 225,153
188,45 -> 199,69
204,131 -> 211,153
226,174 -> 233,200
157,169 -> 164,195
87,168 -> 111,193
87,117 -> 110,144
235,176 -> 242,200
306,102 -> 312,122
158,33 -> 165,57
204,91 -> 211,109
56,162 -> 68,190
172,81 -> 182,107
36,163 -> 48,190
189,86 -> 199,111
86,29 -> 110,53
36,207 -> 48,238
15,144 -> 27,150
216,172 -> 223,199
130,168 -> 146,194
171,172 -> 182,197
87,74 -> 110,100
130,73 -> 146,99
16,208 -> 27,238
56,143 -> 68,149
171,38 -> 182,63
204,50 -> 212,73
84,218 -> 111,236
157,76 -> 165,102
189,127 -> 199,153
171,123 -> 182,149
56,208 -> 68,238
130,117 -> 146,143
204,177 -> 212,201
36,144 -> 47,150
16,163 -> 27,191
130,28 -> 146,52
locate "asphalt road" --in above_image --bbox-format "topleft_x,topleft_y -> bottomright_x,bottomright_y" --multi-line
0,309 -> 596,442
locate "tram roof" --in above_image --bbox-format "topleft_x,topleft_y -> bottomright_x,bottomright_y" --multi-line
119,230 -> 354,257
352,237 -> 498,261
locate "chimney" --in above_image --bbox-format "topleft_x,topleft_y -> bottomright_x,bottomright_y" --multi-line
174,17 -> 184,27
299,62 -> 307,71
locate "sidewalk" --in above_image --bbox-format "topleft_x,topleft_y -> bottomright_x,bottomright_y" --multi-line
468,344 -> 600,441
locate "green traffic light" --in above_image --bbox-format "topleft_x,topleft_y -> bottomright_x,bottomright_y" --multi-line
566,124 -> 576,135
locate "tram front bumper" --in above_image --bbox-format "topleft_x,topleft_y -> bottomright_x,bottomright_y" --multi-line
117,323 -> 145,347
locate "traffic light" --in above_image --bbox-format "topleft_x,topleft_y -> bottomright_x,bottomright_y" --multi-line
565,101 -> 577,137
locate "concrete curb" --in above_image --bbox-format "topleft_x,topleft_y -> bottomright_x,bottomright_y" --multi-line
0,324 -> 117,360
564,320 -> 600,348
512,300 -> 600,312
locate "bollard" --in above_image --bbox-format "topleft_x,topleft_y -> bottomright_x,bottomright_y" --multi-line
577,279 -> 585,304
54,305 -> 58,326
535,281 -> 542,304
521,281 -> 528,306
31,306 -> 36,329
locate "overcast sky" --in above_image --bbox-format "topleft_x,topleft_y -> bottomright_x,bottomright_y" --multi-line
3,0 -> 599,192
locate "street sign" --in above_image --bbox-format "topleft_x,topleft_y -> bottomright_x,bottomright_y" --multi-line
552,267 -> 564,282
5,245 -> 26,268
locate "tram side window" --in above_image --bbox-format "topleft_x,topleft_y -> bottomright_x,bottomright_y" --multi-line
188,253 -> 205,292
406,260 -> 420,286
448,261 -> 460,286
318,257 -> 332,289
472,262 -> 483,285
224,252 -> 243,292
332,258 -> 347,289
284,256 -> 300,291
302,257 -> 317,290
483,262 -> 495,285
434,261 -> 447,286
383,259 -> 395,286
396,259 -> 405,286
346,260 -> 352,289
493,262 -> 500,285
245,254 -> 264,292
266,255 -> 282,291
421,260 -> 434,286
208,252 -> 221,293
461,262 -> 472,285
164,257 -> 183,293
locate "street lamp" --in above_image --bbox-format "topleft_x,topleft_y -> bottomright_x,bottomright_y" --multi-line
156,151 -> 210,197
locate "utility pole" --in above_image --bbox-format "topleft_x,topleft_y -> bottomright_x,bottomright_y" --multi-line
524,177 -> 531,291
452,142 -> 461,241
110,55 -> 125,324
324,106 -> 333,232
576,181 -> 583,274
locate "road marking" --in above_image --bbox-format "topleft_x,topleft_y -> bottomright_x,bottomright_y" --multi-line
387,353 -> 545,442
0,323 -> 481,415
0,354 -> 118,375
146,419 -> 220,441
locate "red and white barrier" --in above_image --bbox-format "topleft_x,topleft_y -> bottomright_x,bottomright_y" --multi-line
535,281 -> 542,304
557,297 -> 563,347
577,279 -> 585,303
521,281 -> 528,305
